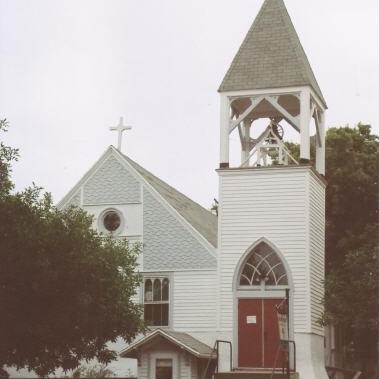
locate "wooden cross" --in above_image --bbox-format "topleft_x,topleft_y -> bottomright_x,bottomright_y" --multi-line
110,117 -> 132,151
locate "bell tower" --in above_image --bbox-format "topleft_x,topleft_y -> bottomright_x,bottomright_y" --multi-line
217,0 -> 328,378
219,0 -> 326,172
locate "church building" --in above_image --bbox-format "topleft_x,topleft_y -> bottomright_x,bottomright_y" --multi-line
58,1 -> 329,378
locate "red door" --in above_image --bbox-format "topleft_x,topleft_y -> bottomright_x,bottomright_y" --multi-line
238,298 -> 284,368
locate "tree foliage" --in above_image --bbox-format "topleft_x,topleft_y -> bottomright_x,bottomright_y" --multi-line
0,122 -> 145,377
322,124 -> 379,375
325,124 -> 379,267
0,119 -> 18,197
288,124 -> 379,372
323,247 -> 378,328
71,363 -> 116,378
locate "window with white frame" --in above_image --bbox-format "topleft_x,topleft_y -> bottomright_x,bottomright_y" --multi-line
144,278 -> 169,326
239,242 -> 288,286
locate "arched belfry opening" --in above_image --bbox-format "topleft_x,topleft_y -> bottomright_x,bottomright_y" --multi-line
229,95 -> 302,169
218,0 -> 327,175
239,241 -> 288,287
220,91 -> 326,173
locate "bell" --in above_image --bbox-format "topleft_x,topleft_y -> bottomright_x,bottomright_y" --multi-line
271,122 -> 284,140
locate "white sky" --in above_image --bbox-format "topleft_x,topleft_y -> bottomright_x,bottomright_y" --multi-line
1,0 -> 378,209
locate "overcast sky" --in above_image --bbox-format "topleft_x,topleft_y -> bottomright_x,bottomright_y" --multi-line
1,0 -> 378,209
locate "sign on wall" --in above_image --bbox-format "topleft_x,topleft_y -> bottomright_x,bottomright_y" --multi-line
246,315 -> 257,324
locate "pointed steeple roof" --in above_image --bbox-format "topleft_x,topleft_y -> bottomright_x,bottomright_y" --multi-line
219,0 -> 326,107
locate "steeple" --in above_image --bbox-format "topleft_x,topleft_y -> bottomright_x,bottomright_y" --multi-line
219,0 -> 326,108
218,0 -> 327,175
217,4 -> 329,378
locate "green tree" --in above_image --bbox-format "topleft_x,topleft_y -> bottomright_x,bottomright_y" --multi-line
0,122 -> 145,377
323,247 -> 378,374
0,119 -> 18,197
322,124 -> 379,377
287,124 -> 379,375
71,363 -> 116,378
325,124 -> 379,267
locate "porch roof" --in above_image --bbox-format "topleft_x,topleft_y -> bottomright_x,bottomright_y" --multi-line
120,329 -> 216,360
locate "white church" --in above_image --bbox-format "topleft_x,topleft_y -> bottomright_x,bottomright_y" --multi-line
58,0 -> 329,378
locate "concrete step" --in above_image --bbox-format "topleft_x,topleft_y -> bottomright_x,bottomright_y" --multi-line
215,370 -> 299,379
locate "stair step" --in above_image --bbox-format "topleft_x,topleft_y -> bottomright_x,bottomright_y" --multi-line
215,371 -> 299,379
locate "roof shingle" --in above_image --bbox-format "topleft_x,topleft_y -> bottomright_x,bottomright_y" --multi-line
121,153 -> 218,248
120,329 -> 216,359
219,0 -> 326,107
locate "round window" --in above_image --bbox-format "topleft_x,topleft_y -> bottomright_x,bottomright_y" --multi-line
102,210 -> 121,232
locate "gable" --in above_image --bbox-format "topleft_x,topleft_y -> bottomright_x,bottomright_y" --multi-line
64,190 -> 81,208
58,147 -> 217,267
83,155 -> 140,205
143,190 -> 216,271
121,329 -> 215,359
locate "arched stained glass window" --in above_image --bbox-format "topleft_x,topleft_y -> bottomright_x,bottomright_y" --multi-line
239,242 -> 288,286
153,279 -> 162,301
162,278 -> 169,301
144,279 -> 153,301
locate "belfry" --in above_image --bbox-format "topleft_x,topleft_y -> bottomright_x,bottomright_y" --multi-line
217,0 -> 328,377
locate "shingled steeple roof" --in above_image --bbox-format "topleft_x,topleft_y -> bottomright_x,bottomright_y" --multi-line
219,0 -> 326,107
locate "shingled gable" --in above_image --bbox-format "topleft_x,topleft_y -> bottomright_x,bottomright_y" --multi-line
219,0 -> 327,107
120,329 -> 216,359
120,151 -> 218,248
57,146 -> 217,248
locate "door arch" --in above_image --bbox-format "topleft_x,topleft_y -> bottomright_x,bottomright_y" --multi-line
233,238 -> 293,368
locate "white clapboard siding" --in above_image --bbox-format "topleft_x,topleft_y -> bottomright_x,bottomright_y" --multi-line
218,167 -> 325,334
138,352 -> 149,379
309,172 -> 326,335
173,270 -> 217,331
180,353 -> 191,379
190,355 -> 198,379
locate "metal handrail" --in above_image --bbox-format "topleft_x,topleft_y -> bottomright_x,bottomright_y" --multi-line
269,340 -> 296,379
201,341 -> 217,379
201,339 -> 232,379
287,340 -> 296,372
215,340 -> 233,373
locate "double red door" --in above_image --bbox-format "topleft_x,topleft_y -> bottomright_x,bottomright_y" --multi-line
238,298 -> 284,368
